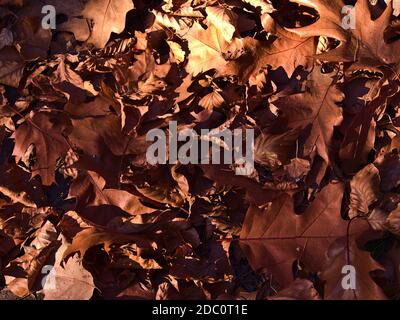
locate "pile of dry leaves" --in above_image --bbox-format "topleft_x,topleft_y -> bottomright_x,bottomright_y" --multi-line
1,0 -> 400,300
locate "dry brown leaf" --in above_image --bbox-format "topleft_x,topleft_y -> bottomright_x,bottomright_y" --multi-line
349,164 -> 381,218
12,110 -> 72,185
42,235 -> 95,300
82,0 -> 134,48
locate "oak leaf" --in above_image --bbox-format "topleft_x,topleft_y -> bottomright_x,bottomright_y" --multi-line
184,22 -> 243,76
12,110 -> 73,185
320,226 -> 386,300
288,0 -> 400,70
82,0 -> 134,48
240,183 -> 349,287
247,23 -> 316,79
274,67 -> 344,164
